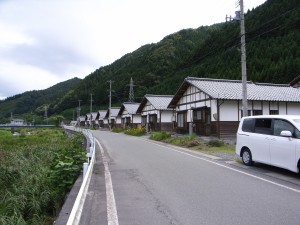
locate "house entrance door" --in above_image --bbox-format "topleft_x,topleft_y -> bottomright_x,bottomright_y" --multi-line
149,114 -> 157,132
193,107 -> 211,136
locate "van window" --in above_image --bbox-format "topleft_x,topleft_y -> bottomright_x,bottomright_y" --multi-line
242,118 -> 254,132
274,119 -> 300,138
254,119 -> 272,135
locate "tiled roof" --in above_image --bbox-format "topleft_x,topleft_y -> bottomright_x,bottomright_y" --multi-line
96,110 -> 107,120
105,107 -> 120,118
137,94 -> 173,113
119,102 -> 140,115
186,77 -> 300,102
145,95 -> 173,109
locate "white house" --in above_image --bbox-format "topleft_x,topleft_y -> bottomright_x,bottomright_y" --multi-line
168,77 -> 300,138
10,119 -> 24,126
136,94 -> 174,132
85,113 -> 91,127
118,102 -> 141,128
95,110 -> 107,128
104,107 -> 121,128
77,116 -> 86,127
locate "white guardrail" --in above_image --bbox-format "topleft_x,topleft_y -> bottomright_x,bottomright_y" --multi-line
64,126 -> 96,225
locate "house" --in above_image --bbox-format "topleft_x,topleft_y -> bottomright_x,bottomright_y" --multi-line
104,107 -> 121,128
85,113 -> 91,127
10,119 -> 24,126
136,94 -> 174,132
77,116 -> 86,127
118,102 -> 141,129
168,77 -> 300,138
95,110 -> 107,128
89,112 -> 98,128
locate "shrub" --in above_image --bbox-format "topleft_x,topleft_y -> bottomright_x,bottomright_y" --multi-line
112,127 -> 125,133
124,128 -> 146,136
150,131 -> 171,141
207,139 -> 225,147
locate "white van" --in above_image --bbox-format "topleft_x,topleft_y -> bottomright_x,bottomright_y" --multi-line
236,115 -> 300,173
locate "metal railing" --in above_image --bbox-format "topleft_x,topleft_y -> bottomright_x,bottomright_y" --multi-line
64,126 -> 96,225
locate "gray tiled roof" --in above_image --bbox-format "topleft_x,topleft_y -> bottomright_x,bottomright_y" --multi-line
105,107 -> 120,118
122,102 -> 140,114
186,77 -> 300,102
145,95 -> 174,110
96,110 -> 107,120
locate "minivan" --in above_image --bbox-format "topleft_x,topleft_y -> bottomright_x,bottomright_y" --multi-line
236,115 -> 300,173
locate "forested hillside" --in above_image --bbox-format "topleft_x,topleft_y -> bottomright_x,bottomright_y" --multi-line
0,0 -> 299,123
57,0 -> 299,114
0,78 -> 81,123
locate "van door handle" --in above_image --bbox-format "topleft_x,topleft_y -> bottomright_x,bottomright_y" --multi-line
265,137 -> 276,141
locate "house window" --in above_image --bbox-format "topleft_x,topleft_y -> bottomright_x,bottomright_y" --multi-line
141,116 -> 147,126
177,113 -> 185,128
270,110 -> 279,115
193,110 -> 201,121
253,110 -> 262,116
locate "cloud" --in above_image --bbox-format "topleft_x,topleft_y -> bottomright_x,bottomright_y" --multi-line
0,0 -> 266,100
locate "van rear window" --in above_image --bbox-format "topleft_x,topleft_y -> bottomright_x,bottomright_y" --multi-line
254,119 -> 272,134
242,118 -> 254,132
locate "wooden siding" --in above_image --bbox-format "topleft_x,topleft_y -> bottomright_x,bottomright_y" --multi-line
212,121 -> 239,138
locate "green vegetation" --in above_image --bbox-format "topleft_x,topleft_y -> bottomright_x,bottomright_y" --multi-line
1,0 -> 299,123
150,131 -> 171,141
124,128 -> 146,136
112,127 -> 126,133
150,131 -> 235,155
0,128 -> 86,225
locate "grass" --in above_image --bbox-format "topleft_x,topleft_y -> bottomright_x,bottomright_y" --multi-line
149,131 -> 236,155
124,127 -> 146,136
112,127 -> 125,133
0,128 -> 86,225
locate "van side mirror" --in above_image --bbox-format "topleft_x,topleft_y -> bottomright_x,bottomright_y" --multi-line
280,130 -> 292,137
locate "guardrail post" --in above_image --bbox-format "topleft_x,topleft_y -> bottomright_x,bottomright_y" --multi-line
83,162 -> 88,178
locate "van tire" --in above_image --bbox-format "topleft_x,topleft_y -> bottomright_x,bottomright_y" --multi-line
242,148 -> 253,166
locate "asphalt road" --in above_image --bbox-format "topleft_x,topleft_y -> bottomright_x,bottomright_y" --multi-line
82,130 -> 300,225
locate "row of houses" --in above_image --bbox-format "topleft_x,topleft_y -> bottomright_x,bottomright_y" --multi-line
76,76 -> 300,138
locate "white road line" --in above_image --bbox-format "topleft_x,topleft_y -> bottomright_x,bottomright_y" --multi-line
95,139 -> 119,225
143,139 -> 300,194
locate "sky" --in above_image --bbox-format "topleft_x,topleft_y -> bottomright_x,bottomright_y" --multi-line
0,0 -> 267,100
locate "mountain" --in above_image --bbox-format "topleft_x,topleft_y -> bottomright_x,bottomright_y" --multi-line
0,77 -> 81,124
0,0 -> 299,123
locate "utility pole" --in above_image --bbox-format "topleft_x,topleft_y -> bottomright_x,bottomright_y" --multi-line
90,93 -> 94,114
78,100 -> 82,118
239,0 -> 248,117
107,80 -> 113,130
128,77 -> 135,102
229,1 -> 248,117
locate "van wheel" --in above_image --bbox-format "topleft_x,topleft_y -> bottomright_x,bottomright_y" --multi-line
242,148 -> 253,166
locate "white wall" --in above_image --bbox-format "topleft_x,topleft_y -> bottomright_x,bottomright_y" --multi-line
287,102 -> 300,115
132,114 -> 141,123
161,111 -> 174,123
219,101 -> 239,121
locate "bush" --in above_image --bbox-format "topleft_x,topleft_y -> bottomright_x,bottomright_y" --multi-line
124,128 -> 146,136
112,127 -> 125,133
207,139 -> 225,147
150,131 -> 171,141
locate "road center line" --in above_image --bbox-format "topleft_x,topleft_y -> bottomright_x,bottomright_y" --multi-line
143,139 -> 300,194
95,139 -> 119,225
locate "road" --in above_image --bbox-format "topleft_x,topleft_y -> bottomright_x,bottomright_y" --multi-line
80,130 -> 300,225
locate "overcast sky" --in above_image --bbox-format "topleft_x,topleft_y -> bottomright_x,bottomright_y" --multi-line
0,0 -> 266,100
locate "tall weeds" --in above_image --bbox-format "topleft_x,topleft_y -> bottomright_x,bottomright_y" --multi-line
0,128 -> 86,225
